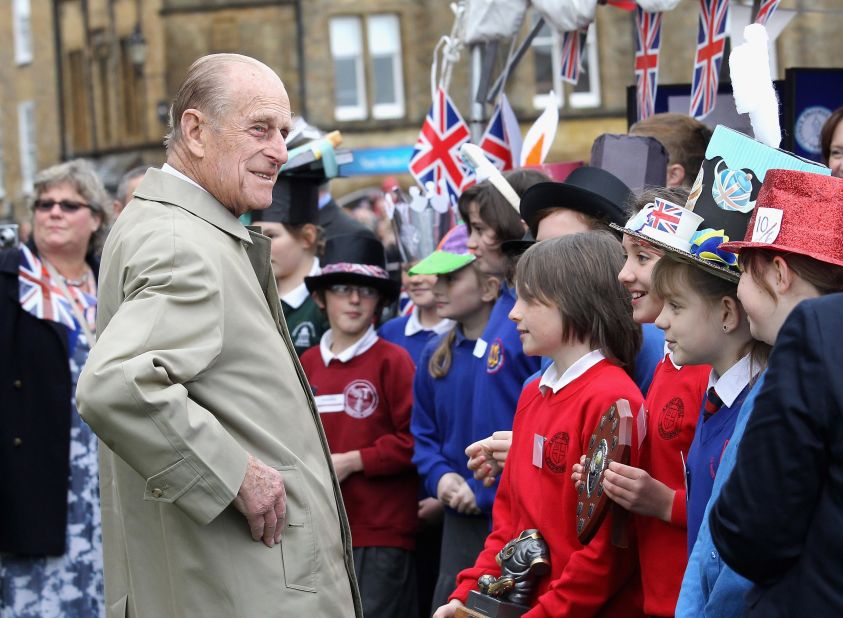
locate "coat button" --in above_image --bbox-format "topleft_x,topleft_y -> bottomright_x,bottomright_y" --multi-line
13,437 -> 22,447
151,488 -> 163,498
13,379 -> 22,389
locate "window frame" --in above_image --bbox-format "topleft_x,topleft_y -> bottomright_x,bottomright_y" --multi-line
13,0 -> 33,66
330,16 -> 368,122
367,13 -> 405,120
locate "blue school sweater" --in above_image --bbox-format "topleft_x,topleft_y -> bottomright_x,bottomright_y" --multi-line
470,284 -> 541,513
411,329 -> 493,510
378,313 -> 451,365
676,373 -> 765,618
523,322 -> 665,395
685,385 -> 751,554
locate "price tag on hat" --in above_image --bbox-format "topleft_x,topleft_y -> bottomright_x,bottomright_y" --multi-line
751,208 -> 783,244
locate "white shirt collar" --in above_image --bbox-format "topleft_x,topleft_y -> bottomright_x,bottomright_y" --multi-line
539,350 -> 606,396
404,305 -> 454,337
280,258 -> 320,309
319,325 -> 378,366
161,163 -> 209,194
707,354 -> 760,408
663,342 -> 683,370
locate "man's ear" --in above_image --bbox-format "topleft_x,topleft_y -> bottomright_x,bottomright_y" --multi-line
180,109 -> 208,159
482,274 -> 501,303
666,163 -> 686,188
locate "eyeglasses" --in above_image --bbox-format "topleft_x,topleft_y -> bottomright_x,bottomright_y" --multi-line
32,199 -> 92,214
328,284 -> 379,299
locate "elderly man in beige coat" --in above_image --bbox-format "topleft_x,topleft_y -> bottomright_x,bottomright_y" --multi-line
77,54 -> 361,617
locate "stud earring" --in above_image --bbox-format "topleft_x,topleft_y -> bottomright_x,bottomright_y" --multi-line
722,324 -> 728,332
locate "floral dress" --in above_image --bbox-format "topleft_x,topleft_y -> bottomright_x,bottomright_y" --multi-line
0,248 -> 104,618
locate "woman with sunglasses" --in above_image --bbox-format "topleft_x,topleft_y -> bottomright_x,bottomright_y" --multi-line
0,159 -> 110,617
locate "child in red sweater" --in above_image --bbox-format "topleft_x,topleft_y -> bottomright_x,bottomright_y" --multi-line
580,189 -> 710,617
300,232 -> 419,618
433,232 -> 645,618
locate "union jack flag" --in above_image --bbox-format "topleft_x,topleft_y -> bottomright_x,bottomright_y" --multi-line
689,0 -> 730,120
754,0 -> 780,25
18,244 -> 95,332
479,100 -> 514,172
646,198 -> 684,235
409,87 -> 471,202
559,28 -> 589,85
634,8 -> 663,121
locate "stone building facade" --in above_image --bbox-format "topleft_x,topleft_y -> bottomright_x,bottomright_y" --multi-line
0,0 -> 840,221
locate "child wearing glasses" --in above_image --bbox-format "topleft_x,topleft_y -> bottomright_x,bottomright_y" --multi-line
300,232 -> 420,618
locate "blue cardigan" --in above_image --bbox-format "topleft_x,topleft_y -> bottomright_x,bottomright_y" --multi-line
411,329 -> 493,510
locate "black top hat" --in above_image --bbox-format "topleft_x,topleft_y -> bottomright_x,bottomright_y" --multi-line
519,167 -> 632,236
251,176 -> 320,226
305,232 -> 400,301
501,230 -> 536,256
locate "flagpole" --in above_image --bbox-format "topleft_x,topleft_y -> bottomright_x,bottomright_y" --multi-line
469,45 -> 486,143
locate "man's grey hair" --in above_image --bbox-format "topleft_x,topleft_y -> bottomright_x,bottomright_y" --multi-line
163,53 -> 271,153
116,165 -> 151,205
33,158 -> 111,254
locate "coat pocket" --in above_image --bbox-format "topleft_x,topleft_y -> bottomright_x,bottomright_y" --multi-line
275,465 -> 318,593
107,594 -> 128,618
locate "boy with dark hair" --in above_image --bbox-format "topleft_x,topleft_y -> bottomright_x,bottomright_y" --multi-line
300,232 -> 419,618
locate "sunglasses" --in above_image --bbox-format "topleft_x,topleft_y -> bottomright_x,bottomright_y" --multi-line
33,199 -> 93,214
328,284 -> 380,299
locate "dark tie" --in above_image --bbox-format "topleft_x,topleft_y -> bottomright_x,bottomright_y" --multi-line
703,387 -> 723,422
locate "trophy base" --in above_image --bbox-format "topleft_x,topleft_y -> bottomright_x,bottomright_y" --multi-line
454,591 -> 529,618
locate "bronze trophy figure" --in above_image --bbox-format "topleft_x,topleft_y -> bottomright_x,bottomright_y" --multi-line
455,529 -> 551,618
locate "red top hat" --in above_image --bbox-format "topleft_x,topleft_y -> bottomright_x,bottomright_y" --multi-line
720,169 -> 843,267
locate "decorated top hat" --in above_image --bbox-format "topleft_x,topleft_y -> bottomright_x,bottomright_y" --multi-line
519,167 -> 632,237
720,169 -> 843,267
305,232 -> 400,301
683,125 -> 830,244
611,197 -> 740,282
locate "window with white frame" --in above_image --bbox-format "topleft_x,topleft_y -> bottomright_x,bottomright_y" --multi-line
330,17 -> 367,121
13,0 -> 33,65
18,101 -> 37,195
367,14 -> 404,119
330,14 -> 406,121
531,19 -> 600,110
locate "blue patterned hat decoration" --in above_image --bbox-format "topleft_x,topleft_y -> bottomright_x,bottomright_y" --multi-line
690,229 -> 739,268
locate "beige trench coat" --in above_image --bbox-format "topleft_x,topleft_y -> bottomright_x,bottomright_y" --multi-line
77,169 -> 362,618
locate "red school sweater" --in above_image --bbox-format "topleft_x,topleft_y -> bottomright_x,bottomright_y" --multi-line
300,338 -> 418,550
450,360 -> 646,618
634,355 -> 709,616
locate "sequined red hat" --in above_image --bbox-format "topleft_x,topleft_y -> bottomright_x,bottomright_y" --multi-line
720,169 -> 843,267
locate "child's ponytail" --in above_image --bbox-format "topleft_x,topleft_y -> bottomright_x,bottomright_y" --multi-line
428,326 -> 458,379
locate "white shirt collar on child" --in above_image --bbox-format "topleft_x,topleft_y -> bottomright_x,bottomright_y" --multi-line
280,258 -> 320,310
539,349 -> 606,396
707,353 -> 761,408
403,305 -> 454,337
319,325 -> 378,366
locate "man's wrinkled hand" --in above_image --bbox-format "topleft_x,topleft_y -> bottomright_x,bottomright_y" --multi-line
233,454 -> 286,548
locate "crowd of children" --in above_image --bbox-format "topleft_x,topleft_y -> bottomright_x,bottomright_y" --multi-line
256,114 -> 843,618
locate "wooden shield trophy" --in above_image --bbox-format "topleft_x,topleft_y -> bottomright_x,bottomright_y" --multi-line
576,399 -> 633,546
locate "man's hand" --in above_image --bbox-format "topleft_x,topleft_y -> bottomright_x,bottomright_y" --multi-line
432,599 -> 465,618
437,472 -> 465,504
602,461 -> 675,522
233,454 -> 286,548
466,431 -> 512,487
449,481 -> 480,515
331,450 -> 363,483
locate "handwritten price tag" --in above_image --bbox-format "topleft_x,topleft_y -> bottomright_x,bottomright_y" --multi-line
751,207 -> 783,244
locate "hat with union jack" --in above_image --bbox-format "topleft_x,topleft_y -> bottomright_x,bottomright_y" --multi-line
612,196 -> 742,283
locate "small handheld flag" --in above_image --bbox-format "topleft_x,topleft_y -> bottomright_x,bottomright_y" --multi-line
560,28 -> 589,86
409,86 -> 471,202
